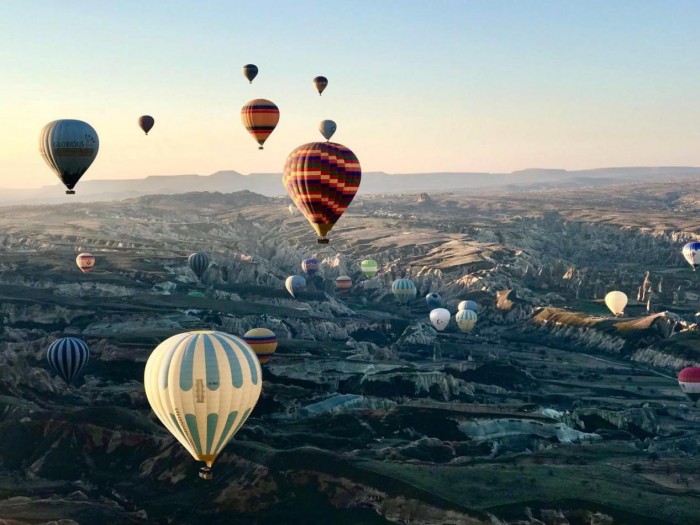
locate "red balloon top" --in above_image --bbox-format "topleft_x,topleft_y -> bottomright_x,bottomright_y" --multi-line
678,367 -> 700,383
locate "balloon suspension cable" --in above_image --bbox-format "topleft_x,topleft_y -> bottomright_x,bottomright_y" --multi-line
199,467 -> 213,480
66,190 -> 75,195
317,237 -> 330,244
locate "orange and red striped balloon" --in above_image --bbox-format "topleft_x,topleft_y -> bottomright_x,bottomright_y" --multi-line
75,253 -> 95,273
241,99 -> 279,149
282,142 -> 361,243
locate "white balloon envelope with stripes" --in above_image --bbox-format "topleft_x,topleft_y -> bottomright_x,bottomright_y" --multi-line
144,330 -> 262,479
47,337 -> 90,386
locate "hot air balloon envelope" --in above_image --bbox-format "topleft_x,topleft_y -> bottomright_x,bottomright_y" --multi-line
47,337 -> 89,386
426,293 -> 443,309
682,242 -> 700,270
243,64 -> 258,84
39,119 -> 99,194
188,252 -> 209,281
458,300 -> 479,312
679,367 -> 700,401
313,76 -> 328,95
243,328 -> 278,364
392,278 -> 417,304
302,258 -> 319,276
285,275 -> 306,298
604,291 -> 628,316
361,259 -> 378,278
76,253 -> 95,274
319,119 -> 337,141
138,115 -> 154,135
144,330 -> 262,479
283,142 -> 361,243
241,99 -> 279,149
335,275 -> 352,293
430,308 -> 450,331
455,309 -> 478,333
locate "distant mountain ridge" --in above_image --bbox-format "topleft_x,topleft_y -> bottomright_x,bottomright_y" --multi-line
2,167 -> 699,206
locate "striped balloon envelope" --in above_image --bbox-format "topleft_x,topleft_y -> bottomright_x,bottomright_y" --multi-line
335,275 -> 352,293
188,252 -> 209,281
301,258 -> 319,276
241,99 -> 279,149
243,328 -> 278,364
47,337 -> 90,386
75,253 -> 95,274
360,259 -> 378,278
282,142 -> 361,243
144,330 -> 262,479
455,309 -> 478,333
679,367 -> 700,402
391,278 -> 417,304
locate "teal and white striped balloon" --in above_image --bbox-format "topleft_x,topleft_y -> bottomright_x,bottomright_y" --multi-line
392,278 -> 417,304
144,330 -> 262,479
455,309 -> 478,333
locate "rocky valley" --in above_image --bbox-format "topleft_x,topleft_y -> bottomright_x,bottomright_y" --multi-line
0,179 -> 698,525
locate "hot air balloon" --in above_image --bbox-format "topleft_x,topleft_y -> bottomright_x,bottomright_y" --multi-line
283,142 -> 361,244
138,115 -> 154,135
430,308 -> 450,331
426,293 -> 443,309
288,204 -> 297,216
392,278 -> 417,304
241,99 -> 279,149
302,258 -> 319,277
144,330 -> 262,479
39,119 -> 99,194
319,119 -> 336,141
682,242 -> 700,271
243,328 -> 278,364
285,275 -> 306,298
455,309 -> 478,333
242,64 -> 258,84
188,291 -> 206,298
458,300 -> 479,312
75,253 -> 95,274
188,252 -> 209,281
678,367 -> 700,402
47,337 -> 89,386
313,76 -> 328,95
360,259 -> 378,278
604,291 -> 628,316
335,276 -> 352,293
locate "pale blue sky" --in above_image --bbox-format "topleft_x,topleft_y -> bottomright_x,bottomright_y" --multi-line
0,1 -> 698,188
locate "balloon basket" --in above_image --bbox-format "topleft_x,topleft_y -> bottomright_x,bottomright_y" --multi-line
199,467 -> 213,480
66,190 -> 75,195
258,146 -> 264,150
317,237 -> 329,244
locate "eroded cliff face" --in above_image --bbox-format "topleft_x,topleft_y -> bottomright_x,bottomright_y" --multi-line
0,185 -> 697,524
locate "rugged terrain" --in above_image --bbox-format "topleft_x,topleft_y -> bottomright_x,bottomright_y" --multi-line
0,179 -> 698,525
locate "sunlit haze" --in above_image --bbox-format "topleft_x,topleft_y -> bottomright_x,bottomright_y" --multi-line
1,0 -> 699,189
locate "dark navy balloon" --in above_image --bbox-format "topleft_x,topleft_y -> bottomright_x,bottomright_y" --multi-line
188,252 -> 209,281
47,337 -> 89,386
425,292 -> 443,309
